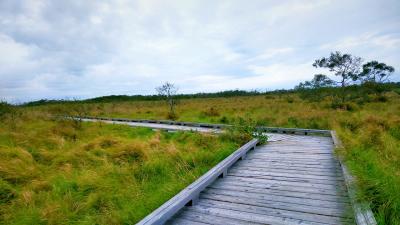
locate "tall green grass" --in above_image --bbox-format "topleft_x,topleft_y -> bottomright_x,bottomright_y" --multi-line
0,110 -> 240,224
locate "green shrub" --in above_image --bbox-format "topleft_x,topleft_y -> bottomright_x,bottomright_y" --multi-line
202,107 -> 220,117
219,116 -> 229,124
0,101 -> 13,118
222,118 -> 268,145
0,178 -> 15,203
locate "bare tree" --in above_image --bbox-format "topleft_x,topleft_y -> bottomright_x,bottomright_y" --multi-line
156,82 -> 178,119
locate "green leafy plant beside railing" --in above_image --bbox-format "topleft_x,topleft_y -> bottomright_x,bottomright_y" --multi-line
221,117 -> 268,145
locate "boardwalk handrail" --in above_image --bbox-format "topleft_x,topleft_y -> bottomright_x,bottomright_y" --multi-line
332,131 -> 377,225
136,139 -> 259,225
71,116 -> 332,136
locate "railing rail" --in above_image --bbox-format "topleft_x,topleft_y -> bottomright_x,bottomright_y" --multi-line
136,139 -> 258,225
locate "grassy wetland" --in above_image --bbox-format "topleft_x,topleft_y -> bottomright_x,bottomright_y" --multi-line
1,84 -> 400,224
0,108 -> 242,224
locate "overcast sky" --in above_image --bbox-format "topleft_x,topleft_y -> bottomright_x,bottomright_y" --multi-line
1,0 -> 399,103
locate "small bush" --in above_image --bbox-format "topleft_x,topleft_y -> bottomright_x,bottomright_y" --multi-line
202,107 -> 220,117
285,97 -> 294,103
51,120 -> 80,141
222,118 -> 268,145
0,147 -> 38,184
253,128 -> 268,144
219,116 -> 229,124
330,100 -> 358,111
99,138 -> 119,148
375,95 -> 388,102
0,178 -> 16,203
110,143 -> 147,163
389,125 -> 400,140
287,117 -> 299,127
133,159 -> 167,181
339,118 -> 361,132
0,101 -> 13,118
167,112 -> 178,120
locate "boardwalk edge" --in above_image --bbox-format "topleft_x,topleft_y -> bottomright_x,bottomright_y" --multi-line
331,130 -> 377,225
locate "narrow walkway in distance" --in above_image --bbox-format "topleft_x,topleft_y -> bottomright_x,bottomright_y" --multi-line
167,134 -> 355,225
79,117 -> 221,133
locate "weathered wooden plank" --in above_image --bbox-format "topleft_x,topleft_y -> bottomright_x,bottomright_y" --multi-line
214,179 -> 350,197
229,168 -> 343,180
243,158 -> 341,167
189,204 -> 327,225
200,193 -> 352,218
262,144 -> 331,147
266,141 -> 334,145
258,150 -> 334,154
228,172 -> 345,186
239,160 -> 342,170
198,198 -> 353,224
261,143 -> 333,149
247,155 -> 340,162
203,188 -> 351,209
247,152 -> 339,159
223,176 -> 348,191
253,151 -> 336,156
209,182 -> 350,202
263,149 -> 334,154
171,209 -> 263,225
233,162 -> 342,174
166,217 -> 209,225
228,168 -> 345,181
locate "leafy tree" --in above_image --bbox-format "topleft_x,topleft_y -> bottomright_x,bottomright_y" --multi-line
313,51 -> 362,87
296,74 -> 335,89
358,61 -> 395,83
156,82 -> 178,119
0,101 -> 13,118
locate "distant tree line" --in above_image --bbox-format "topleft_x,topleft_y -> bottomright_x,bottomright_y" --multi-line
16,51 -> 397,109
21,90 -> 267,106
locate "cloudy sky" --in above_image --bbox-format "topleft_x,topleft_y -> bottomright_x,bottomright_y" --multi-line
1,0 -> 399,103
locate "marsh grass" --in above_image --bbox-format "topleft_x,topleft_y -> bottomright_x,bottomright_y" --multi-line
2,88 -> 400,224
29,91 -> 400,224
0,112 -> 240,224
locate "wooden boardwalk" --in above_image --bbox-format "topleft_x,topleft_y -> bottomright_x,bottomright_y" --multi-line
166,134 -> 355,225
76,117 -> 374,225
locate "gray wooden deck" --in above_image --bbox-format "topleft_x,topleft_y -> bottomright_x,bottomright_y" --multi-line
166,134 -> 355,225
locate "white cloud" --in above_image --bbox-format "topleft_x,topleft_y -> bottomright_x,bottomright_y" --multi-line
0,0 -> 399,102
0,34 -> 33,65
177,62 -> 327,93
320,32 -> 400,50
248,47 -> 294,62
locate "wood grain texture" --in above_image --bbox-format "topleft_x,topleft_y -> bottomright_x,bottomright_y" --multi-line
166,134 -> 357,224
